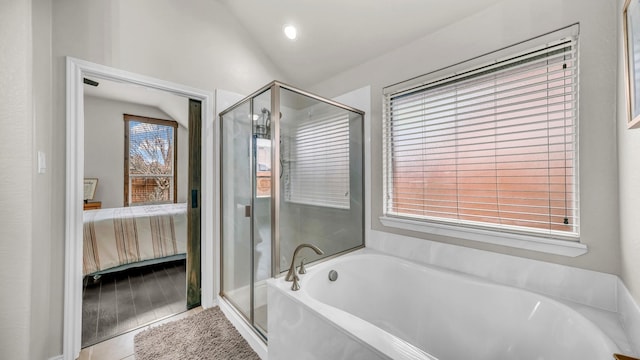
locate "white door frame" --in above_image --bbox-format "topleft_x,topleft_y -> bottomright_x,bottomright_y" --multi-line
64,57 -> 216,360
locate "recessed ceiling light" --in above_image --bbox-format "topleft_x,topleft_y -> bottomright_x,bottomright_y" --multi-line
283,25 -> 297,40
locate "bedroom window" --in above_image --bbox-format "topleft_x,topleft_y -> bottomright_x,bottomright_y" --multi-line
383,33 -> 579,241
124,114 -> 178,206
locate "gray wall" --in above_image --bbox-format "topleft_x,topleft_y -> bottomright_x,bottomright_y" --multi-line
312,0 -> 621,276
84,96 -> 189,208
0,0 -> 56,359
0,0 -> 287,358
31,0 -> 54,358
0,1 -> 35,359
617,0 -> 640,304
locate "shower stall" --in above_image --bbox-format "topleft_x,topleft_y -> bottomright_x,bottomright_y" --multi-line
220,81 -> 365,339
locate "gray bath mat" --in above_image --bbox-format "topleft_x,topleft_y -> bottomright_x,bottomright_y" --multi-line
134,306 -> 260,360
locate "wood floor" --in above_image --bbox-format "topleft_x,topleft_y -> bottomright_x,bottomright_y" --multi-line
82,259 -> 187,348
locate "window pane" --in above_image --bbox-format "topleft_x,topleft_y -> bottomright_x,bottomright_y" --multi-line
384,37 -> 578,239
126,117 -> 177,205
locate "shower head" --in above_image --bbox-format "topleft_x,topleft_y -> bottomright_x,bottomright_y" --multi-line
261,108 -> 283,119
262,108 -> 271,127
255,108 -> 272,139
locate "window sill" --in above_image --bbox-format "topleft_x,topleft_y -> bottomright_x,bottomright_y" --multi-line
378,216 -> 588,257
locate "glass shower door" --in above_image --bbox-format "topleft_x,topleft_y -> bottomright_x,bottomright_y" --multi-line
221,100 -> 252,320
221,89 -> 272,339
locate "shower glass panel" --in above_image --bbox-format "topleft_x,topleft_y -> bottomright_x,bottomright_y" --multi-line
278,87 -> 364,272
220,81 -> 364,342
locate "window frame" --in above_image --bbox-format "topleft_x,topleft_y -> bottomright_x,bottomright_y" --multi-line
124,114 -> 178,207
381,25 -> 587,257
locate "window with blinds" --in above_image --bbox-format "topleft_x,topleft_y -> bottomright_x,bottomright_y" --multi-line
383,36 -> 579,239
124,114 -> 178,206
283,111 -> 350,209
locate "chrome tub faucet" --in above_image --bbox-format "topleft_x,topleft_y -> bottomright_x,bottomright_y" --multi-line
285,243 -> 324,291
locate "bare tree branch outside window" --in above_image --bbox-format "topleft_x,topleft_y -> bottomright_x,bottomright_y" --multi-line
124,115 -> 178,206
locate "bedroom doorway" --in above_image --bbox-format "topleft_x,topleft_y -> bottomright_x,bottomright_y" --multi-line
81,78 -> 199,347
65,57 -> 215,360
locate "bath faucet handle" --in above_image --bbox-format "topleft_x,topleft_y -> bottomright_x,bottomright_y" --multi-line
298,257 -> 307,274
291,273 -> 300,291
284,263 -> 298,282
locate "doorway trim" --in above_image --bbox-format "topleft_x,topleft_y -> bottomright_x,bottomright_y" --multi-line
64,57 -> 215,360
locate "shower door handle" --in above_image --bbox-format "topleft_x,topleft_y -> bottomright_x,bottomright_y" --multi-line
244,205 -> 251,218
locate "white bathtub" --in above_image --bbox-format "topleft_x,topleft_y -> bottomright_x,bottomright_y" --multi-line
268,251 -> 620,360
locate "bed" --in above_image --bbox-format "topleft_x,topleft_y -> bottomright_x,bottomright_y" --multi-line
82,203 -> 187,276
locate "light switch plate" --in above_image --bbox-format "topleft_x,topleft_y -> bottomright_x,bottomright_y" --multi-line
37,151 -> 46,174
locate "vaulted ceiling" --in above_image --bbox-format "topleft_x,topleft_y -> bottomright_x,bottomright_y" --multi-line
218,0 -> 505,86
84,1 -> 505,112
84,78 -> 189,127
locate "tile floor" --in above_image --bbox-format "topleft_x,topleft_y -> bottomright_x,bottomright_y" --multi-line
78,306 -> 204,360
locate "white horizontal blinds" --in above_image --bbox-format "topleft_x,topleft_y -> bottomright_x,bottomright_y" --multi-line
126,116 -> 177,205
383,37 -> 579,238
284,111 -> 350,209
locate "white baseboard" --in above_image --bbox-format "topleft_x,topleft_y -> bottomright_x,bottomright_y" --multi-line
218,297 -> 268,360
48,356 -> 63,360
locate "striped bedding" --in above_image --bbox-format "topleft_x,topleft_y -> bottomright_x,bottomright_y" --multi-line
82,203 -> 187,276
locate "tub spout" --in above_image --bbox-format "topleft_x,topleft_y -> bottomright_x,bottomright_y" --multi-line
284,244 -> 324,289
